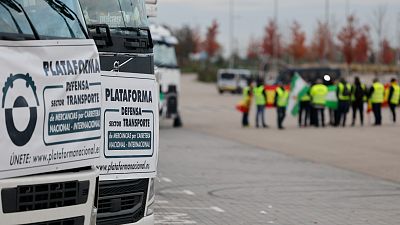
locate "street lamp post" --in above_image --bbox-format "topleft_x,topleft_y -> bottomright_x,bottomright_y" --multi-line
229,0 -> 234,69
345,0 -> 350,17
397,12 -> 400,68
272,0 -> 278,72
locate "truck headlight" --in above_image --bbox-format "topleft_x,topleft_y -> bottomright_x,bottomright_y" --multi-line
146,178 -> 155,216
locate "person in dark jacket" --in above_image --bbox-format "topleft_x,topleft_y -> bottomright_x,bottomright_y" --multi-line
335,78 -> 351,127
388,78 -> 400,123
351,77 -> 366,126
298,89 -> 311,127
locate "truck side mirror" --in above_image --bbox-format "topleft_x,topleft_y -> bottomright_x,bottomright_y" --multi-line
87,24 -> 113,48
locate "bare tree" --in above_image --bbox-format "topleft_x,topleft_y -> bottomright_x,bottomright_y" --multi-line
372,5 -> 387,64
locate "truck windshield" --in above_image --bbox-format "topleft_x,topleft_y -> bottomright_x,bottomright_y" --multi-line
154,43 -> 178,68
0,0 -> 86,40
80,0 -> 148,29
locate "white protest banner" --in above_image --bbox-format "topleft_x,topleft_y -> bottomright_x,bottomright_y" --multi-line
99,71 -> 159,180
0,40 -> 102,179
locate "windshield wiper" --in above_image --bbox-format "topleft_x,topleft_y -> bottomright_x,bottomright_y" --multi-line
0,0 -> 40,39
0,1 -> 23,34
44,0 -> 76,38
44,0 -> 89,39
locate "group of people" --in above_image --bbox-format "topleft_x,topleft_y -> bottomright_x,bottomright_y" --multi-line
241,77 -> 400,129
241,79 -> 291,129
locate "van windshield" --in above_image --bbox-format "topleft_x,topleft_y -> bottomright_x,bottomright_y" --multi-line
80,0 -> 148,29
0,0 -> 86,40
154,43 -> 178,68
221,73 -> 235,80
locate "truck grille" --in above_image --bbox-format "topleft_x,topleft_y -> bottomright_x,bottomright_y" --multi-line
97,179 -> 148,225
2,181 -> 89,213
98,193 -> 142,213
22,216 -> 84,225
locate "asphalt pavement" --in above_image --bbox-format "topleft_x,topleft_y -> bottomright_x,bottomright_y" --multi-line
154,74 -> 400,224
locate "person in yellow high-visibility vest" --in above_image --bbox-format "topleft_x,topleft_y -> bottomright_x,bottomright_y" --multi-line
351,77 -> 367,126
310,79 -> 328,127
253,79 -> 268,128
336,78 -> 352,127
241,79 -> 253,127
388,78 -> 400,123
275,83 -> 289,130
298,89 -> 311,127
368,78 -> 385,126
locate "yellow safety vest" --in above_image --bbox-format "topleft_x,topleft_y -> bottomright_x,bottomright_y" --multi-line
310,84 -> 328,105
253,86 -> 266,106
243,87 -> 250,99
276,87 -> 289,107
390,83 -> 400,105
338,82 -> 351,101
371,82 -> 384,104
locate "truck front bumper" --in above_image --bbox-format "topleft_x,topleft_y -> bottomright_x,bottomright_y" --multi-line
126,214 -> 154,225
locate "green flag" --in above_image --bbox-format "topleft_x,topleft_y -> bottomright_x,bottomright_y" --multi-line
326,85 -> 338,109
288,73 -> 309,116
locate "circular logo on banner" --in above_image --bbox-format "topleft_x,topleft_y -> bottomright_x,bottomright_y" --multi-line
2,74 -> 39,147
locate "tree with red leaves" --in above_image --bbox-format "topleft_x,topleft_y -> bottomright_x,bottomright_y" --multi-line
381,38 -> 395,64
192,27 -> 202,54
202,20 -> 221,59
337,15 -> 359,65
261,19 -> 282,58
247,37 -> 261,59
288,21 -> 307,63
354,26 -> 370,63
174,25 -> 202,64
310,20 -> 334,62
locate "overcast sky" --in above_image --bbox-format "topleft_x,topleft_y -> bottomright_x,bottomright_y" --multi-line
152,0 -> 400,56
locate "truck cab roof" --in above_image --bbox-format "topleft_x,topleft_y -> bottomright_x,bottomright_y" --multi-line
0,0 -> 88,41
80,0 -> 153,54
150,24 -> 178,45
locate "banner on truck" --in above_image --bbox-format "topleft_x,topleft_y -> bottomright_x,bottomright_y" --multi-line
0,40 -> 102,179
99,71 -> 159,180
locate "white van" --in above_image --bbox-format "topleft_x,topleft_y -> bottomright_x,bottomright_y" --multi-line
217,69 -> 252,94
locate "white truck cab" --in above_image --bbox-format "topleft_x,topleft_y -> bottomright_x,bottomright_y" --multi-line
79,0 -> 159,224
150,24 -> 182,127
0,0 -> 100,224
217,69 -> 251,94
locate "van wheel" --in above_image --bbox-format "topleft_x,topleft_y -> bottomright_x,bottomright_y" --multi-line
173,115 -> 182,128
219,89 -> 224,94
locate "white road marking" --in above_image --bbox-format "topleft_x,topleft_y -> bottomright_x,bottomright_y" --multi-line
210,206 -> 225,213
160,189 -> 195,196
156,206 -> 210,210
183,190 -> 195,196
156,200 -> 169,204
162,177 -> 172,183
155,212 -> 197,224
155,206 -> 225,213
260,210 -> 268,214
